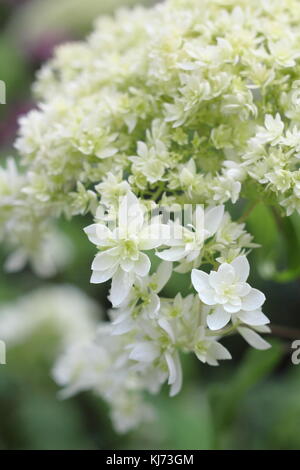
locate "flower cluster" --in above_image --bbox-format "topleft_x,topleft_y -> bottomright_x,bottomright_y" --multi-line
53,190 -> 270,432
3,0 -> 300,431
54,259 -> 269,432
0,285 -> 99,351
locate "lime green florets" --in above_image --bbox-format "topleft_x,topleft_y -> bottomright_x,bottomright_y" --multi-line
0,0 -> 296,225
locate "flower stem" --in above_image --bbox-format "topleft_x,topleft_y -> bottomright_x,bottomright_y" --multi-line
271,324 -> 300,340
238,200 -> 258,223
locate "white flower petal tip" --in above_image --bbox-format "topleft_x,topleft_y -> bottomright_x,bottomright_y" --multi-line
207,307 -> 231,330
134,253 -> 151,277
238,327 -> 271,350
153,261 -> 173,293
165,352 -> 182,397
204,205 -> 225,236
238,309 -> 270,326
84,224 -> 111,246
191,269 -> 210,293
110,269 -> 134,307
242,289 -> 266,311
230,255 -> 250,282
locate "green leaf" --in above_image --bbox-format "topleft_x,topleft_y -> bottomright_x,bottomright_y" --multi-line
247,204 -> 300,283
272,213 -> 300,282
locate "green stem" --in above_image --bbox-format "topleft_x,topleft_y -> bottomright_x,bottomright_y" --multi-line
238,200 -> 259,223
271,324 -> 300,340
206,323 -> 239,337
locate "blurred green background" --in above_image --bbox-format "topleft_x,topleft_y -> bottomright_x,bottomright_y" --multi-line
1,0 -> 300,450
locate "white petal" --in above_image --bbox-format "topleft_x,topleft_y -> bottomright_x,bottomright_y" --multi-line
84,224 -> 111,246
4,249 -> 27,272
187,159 -> 196,173
139,224 -> 172,250
205,355 -> 219,366
129,342 -> 159,363
192,205 -> 205,237
235,282 -> 251,297
242,288 -> 265,311
205,205 -> 225,237
158,318 -> 175,342
144,292 -> 160,317
96,146 -> 117,159
195,350 -> 208,364
238,309 -> 270,326
186,248 -> 200,262
91,248 -> 119,271
254,325 -> 271,333
191,269 -> 210,293
110,269 -> 134,306
90,265 -> 117,283
134,253 -> 151,277
153,261 -> 173,293
207,306 -> 231,330
230,256 -> 250,282
238,326 -> 271,350
118,191 -> 144,234
209,264 -> 234,287
120,258 -> 134,272
137,141 -> 148,158
198,289 -> 216,305
209,341 -> 232,360
157,247 -> 186,261
112,309 -> 131,325
165,351 -> 182,396
223,301 -> 242,313
112,319 -> 134,335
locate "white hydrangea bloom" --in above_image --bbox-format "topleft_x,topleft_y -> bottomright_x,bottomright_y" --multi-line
253,114 -> 285,146
193,326 -> 232,366
192,256 -> 266,328
111,261 -> 173,334
0,285 -> 99,349
53,325 -> 155,433
4,227 -> 73,278
84,191 -> 171,305
157,205 -> 224,263
2,0 -> 297,433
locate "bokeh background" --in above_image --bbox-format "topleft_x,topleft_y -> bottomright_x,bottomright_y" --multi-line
0,0 -> 300,450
